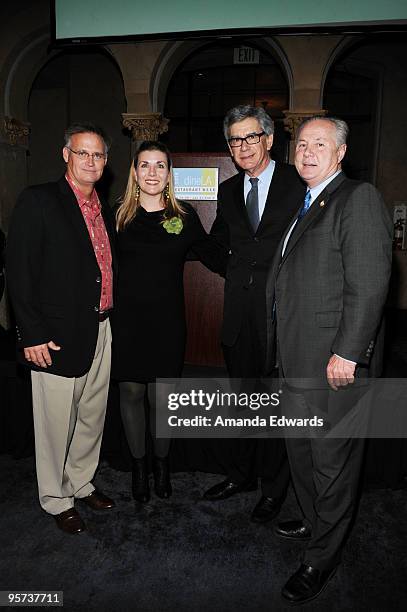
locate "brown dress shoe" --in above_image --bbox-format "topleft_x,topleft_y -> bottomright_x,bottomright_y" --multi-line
79,490 -> 115,510
54,508 -> 86,534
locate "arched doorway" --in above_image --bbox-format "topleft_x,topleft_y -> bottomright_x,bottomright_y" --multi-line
323,33 -> 407,196
28,47 -> 130,203
323,43 -> 381,183
162,40 -> 290,158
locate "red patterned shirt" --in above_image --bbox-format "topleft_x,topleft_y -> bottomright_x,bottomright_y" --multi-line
65,173 -> 113,312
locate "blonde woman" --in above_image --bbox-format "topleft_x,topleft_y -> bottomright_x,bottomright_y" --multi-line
112,141 -> 224,503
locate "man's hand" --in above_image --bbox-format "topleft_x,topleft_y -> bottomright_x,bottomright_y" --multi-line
326,354 -> 355,391
24,341 -> 61,368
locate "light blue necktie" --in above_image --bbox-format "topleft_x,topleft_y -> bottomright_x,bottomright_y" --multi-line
285,189 -> 312,248
297,189 -> 312,222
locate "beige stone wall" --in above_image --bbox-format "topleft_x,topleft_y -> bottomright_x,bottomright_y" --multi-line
109,42 -> 166,112
277,35 -> 343,110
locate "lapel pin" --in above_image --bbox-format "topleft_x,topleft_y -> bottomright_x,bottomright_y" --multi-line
319,200 -> 325,207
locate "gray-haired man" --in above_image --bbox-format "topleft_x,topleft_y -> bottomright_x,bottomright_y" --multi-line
266,116 -> 392,603
204,105 -> 305,521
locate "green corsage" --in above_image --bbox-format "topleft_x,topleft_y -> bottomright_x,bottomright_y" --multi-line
163,217 -> 183,235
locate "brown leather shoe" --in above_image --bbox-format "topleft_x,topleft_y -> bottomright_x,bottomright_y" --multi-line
54,507 -> 86,534
79,490 -> 115,510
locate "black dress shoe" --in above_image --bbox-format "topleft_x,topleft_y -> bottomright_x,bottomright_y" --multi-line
153,456 -> 172,499
132,456 -> 150,503
274,520 -> 311,540
203,478 -> 257,501
282,563 -> 336,604
251,496 -> 283,523
54,507 -> 86,534
79,490 -> 115,510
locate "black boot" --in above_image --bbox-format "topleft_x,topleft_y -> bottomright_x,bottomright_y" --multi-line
132,457 -> 150,503
153,456 -> 172,499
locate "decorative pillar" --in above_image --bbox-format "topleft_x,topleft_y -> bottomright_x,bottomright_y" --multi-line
1,115 -> 30,226
283,110 -> 327,162
3,116 -> 30,147
122,112 -> 169,151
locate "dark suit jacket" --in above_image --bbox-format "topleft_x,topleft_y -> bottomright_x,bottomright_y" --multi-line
6,176 -> 117,377
210,161 -> 306,346
265,172 -> 393,382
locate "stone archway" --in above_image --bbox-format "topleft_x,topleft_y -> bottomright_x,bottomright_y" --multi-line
27,46 -> 129,202
0,26 -> 56,236
322,34 -> 407,308
320,36 -> 357,108
151,41 -> 205,115
3,29 -> 52,124
151,37 -> 293,157
150,37 -> 294,117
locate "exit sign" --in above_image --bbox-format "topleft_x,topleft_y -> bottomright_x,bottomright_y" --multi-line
233,47 -> 260,64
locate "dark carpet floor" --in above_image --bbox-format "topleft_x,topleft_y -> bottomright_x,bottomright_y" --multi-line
1,454 -> 406,612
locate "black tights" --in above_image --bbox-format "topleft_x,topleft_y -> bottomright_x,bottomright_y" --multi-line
119,381 -> 170,459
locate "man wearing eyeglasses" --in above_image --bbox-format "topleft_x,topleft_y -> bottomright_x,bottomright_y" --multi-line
204,105 -> 305,522
6,123 -> 117,534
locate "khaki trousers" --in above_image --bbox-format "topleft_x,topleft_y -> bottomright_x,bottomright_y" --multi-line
31,319 -> 112,515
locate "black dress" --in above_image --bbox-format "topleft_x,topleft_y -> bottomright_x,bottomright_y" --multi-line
111,202 -> 224,381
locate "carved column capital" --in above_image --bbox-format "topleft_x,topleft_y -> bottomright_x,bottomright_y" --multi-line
122,113 -> 169,141
283,110 -> 328,140
3,116 -> 30,147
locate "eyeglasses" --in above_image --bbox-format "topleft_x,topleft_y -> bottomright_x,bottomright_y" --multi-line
66,147 -> 107,162
228,131 -> 265,148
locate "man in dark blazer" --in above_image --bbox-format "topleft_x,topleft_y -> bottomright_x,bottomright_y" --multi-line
266,116 -> 392,604
203,105 -> 305,522
6,123 -> 117,534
